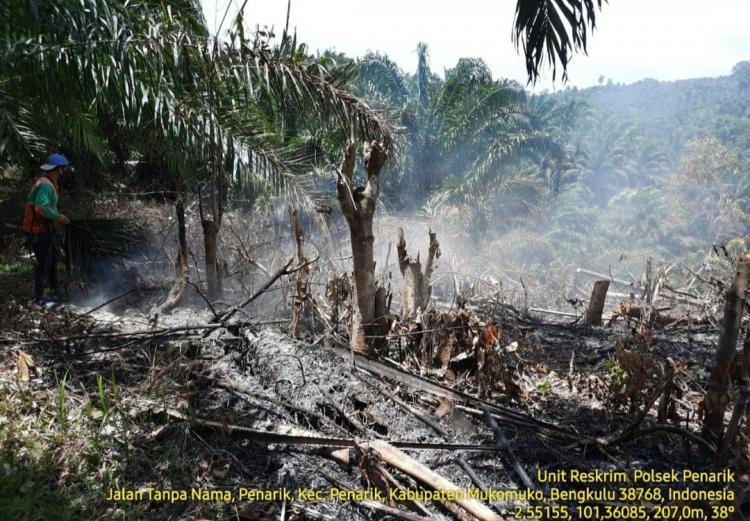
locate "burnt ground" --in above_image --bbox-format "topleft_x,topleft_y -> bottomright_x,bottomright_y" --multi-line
1,285 -> 749,521
0,204 -> 747,520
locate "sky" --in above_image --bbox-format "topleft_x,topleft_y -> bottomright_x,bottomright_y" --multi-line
200,0 -> 750,91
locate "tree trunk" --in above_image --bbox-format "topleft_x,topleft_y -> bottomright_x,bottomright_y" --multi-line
289,209 -> 309,337
202,219 -> 221,297
158,189 -> 188,314
703,254 -> 750,442
336,140 -> 390,354
201,130 -> 224,299
396,227 -> 440,320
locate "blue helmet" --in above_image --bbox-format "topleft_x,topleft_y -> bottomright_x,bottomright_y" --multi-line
40,153 -> 70,171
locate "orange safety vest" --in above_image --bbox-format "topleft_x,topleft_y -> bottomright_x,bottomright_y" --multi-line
22,176 -> 59,234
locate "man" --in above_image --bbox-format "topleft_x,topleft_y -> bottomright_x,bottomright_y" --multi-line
22,153 -> 71,307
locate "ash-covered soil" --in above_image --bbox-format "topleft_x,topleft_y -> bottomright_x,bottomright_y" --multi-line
3,288 -> 746,520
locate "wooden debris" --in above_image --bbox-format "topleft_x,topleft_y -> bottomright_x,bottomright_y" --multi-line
715,380 -> 749,465
715,327 -> 750,464
528,307 -> 579,318
337,343 -> 586,441
357,439 -> 503,521
211,257 -> 294,326
324,447 -> 351,468
615,302 -> 710,326
357,500 -> 432,521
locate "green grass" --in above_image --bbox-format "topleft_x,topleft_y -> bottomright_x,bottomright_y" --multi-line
0,256 -> 34,275
0,454 -> 84,521
0,382 -> 148,521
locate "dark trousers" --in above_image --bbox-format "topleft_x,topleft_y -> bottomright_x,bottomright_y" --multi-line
30,232 -> 58,300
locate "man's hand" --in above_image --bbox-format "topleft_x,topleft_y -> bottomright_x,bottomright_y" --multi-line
59,215 -> 70,225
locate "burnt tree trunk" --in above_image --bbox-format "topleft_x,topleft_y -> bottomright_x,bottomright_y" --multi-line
289,209 -> 310,337
201,125 -> 224,298
336,140 -> 389,354
158,185 -> 189,314
202,218 -> 221,296
703,254 -> 750,442
396,227 -> 440,320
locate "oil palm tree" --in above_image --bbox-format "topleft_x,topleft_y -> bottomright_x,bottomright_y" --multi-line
2,0 -> 392,304
356,46 -> 565,234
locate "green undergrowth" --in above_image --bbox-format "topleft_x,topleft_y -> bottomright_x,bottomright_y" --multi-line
0,376 -> 150,520
0,256 -> 33,275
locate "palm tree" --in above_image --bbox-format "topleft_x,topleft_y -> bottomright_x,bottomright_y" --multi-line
356,47 -> 566,235
571,113 -> 638,205
2,0 -> 392,305
419,61 -> 563,239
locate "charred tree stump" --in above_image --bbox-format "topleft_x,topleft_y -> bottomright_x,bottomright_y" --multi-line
703,254 -> 750,442
715,324 -> 750,464
715,379 -> 749,465
336,140 -> 390,354
396,227 -> 440,320
657,358 -> 676,423
585,280 -> 610,326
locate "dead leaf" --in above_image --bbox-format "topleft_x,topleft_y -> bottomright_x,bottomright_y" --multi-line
435,398 -> 453,419
16,350 -> 35,381
484,323 -> 500,346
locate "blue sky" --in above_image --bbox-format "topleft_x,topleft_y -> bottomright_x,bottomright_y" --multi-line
200,0 -> 750,90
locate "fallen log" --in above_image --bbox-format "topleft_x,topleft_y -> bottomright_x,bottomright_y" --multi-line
528,307 -> 579,319
615,302 -> 710,325
574,268 -> 635,288
356,453 -> 434,518
162,407 -> 503,452
357,439 -> 503,521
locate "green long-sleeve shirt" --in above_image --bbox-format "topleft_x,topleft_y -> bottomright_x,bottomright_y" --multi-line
27,180 -> 62,221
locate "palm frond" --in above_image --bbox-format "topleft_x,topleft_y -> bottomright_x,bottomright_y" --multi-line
513,0 -> 606,83
66,218 -> 146,271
